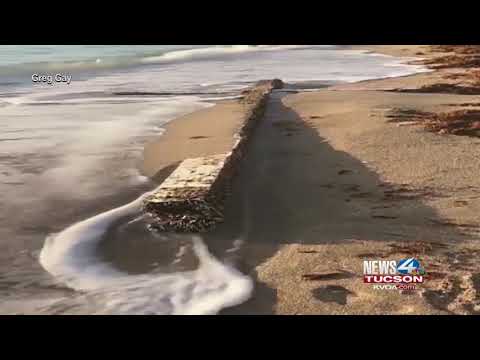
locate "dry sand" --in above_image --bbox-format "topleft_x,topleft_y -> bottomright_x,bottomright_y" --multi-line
142,45 -> 480,315
250,89 -> 480,315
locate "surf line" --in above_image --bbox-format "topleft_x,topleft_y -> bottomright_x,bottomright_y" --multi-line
39,187 -> 253,315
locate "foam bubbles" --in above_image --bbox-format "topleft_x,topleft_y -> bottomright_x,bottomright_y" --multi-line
39,188 -> 253,315
140,45 -> 318,64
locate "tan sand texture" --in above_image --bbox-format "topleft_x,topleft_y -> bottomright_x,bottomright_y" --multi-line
142,46 -> 480,315
142,101 -> 246,180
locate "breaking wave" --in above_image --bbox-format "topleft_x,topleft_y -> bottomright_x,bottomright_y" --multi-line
0,45 -> 323,78
140,45 -> 319,64
39,187 -> 253,315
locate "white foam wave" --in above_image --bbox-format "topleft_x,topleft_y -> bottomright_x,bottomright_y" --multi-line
141,45 -> 318,64
1,45 -> 324,78
39,187 -> 253,315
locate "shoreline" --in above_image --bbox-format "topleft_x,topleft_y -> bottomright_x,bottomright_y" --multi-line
8,45 -> 480,315
139,45 -> 480,315
141,46 -> 433,182
7,45 -> 479,315
140,46 -> 439,184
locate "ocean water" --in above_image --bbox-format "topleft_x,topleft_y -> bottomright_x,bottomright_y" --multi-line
0,45 -> 428,314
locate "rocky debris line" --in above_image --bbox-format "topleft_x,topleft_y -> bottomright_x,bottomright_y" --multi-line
422,46 -> 480,70
391,83 -> 480,95
424,110 -> 480,136
144,80 -> 282,233
396,46 -> 480,95
430,45 -> 480,55
386,108 -> 480,137
389,69 -> 480,95
422,54 -> 480,70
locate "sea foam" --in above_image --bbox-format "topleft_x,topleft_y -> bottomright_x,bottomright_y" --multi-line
39,187 -> 253,315
140,45 -> 319,64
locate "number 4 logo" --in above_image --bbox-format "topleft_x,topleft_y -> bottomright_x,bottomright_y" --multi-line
397,258 -> 417,274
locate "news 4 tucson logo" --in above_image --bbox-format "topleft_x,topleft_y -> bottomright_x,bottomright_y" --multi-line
363,258 -> 426,291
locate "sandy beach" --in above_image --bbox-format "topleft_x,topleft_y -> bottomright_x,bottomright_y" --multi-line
4,45 -> 480,315
7,46 -> 428,314
140,45 -> 480,315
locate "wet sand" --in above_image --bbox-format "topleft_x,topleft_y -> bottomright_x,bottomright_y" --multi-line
142,101 -> 247,179
99,97 -> 262,276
